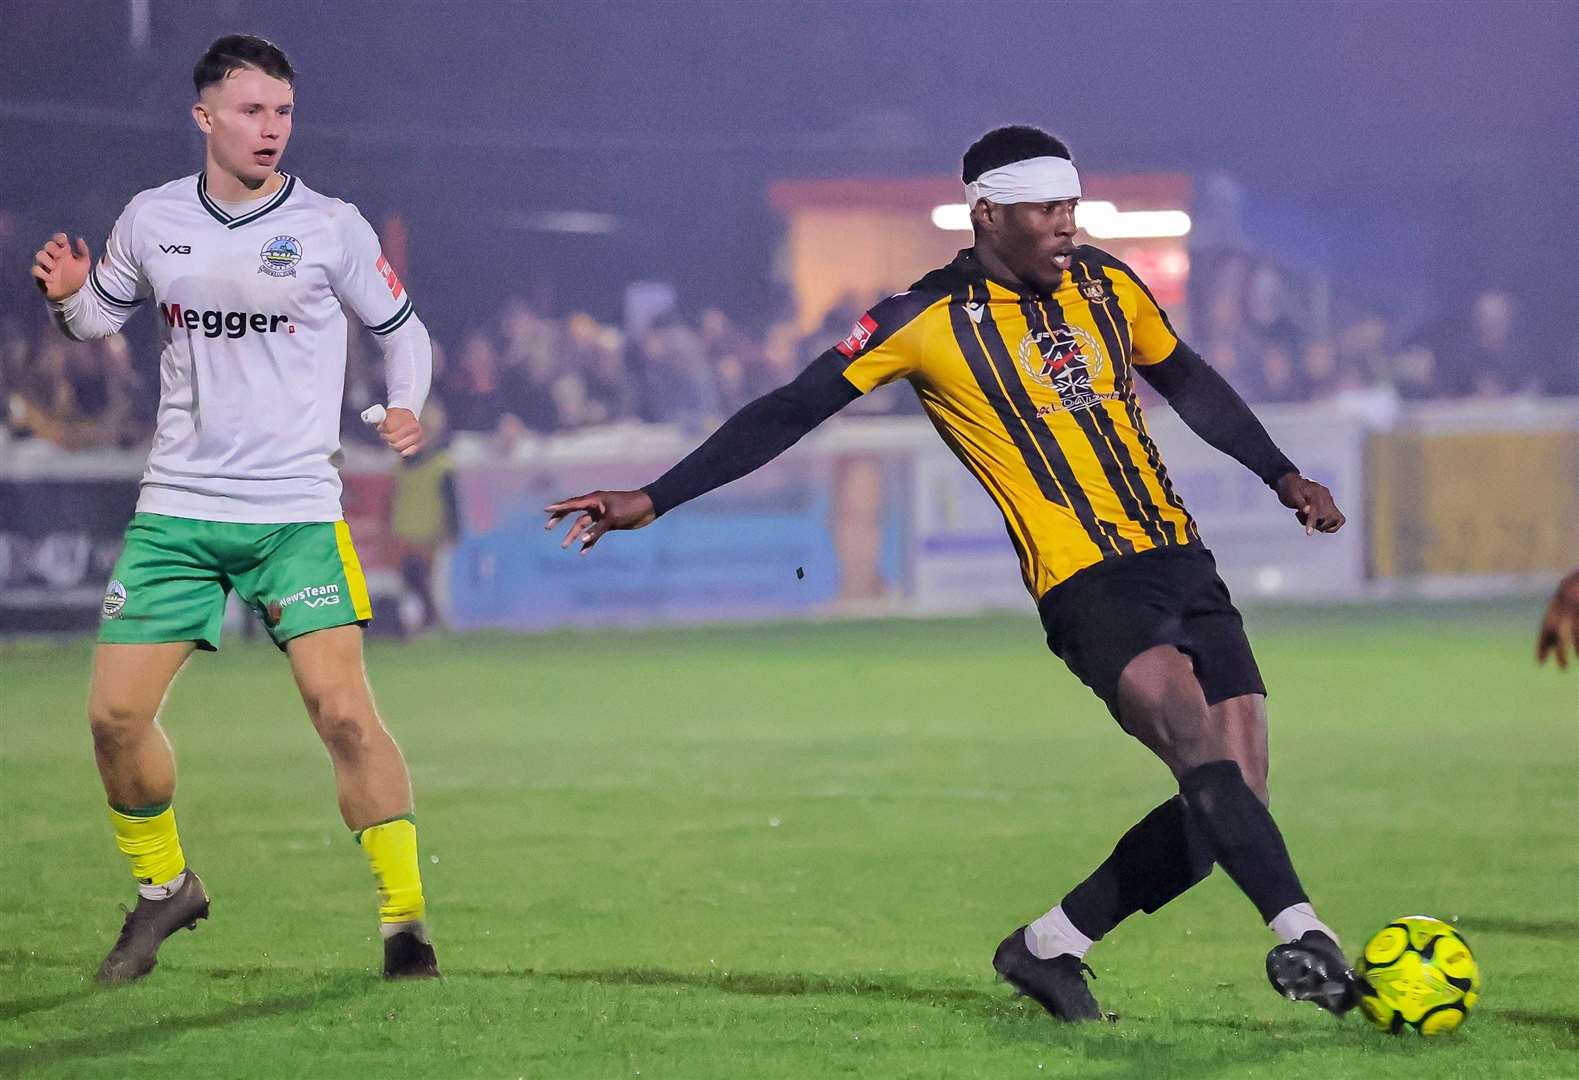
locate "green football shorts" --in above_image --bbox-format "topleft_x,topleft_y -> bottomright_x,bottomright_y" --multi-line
98,512 -> 374,651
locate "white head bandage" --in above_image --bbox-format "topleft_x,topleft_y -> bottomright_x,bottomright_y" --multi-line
964,155 -> 1081,206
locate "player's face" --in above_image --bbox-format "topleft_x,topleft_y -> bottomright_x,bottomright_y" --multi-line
978,199 -> 1079,294
192,68 -> 294,185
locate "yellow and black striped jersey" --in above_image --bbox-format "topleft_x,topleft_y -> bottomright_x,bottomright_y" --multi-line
831,246 -> 1198,599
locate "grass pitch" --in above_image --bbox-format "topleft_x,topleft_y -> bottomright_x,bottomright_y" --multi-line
3,602 -> 1576,1079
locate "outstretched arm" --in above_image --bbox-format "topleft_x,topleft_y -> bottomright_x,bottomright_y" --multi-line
1139,343 -> 1344,534
545,351 -> 860,552
1537,569 -> 1579,669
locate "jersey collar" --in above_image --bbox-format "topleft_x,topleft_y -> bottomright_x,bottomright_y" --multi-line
197,172 -> 296,229
950,248 -> 1075,300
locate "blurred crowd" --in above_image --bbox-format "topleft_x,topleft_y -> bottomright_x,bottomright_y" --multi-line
3,243 -> 1575,458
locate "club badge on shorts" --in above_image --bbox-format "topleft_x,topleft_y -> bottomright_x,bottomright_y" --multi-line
102,579 -> 127,619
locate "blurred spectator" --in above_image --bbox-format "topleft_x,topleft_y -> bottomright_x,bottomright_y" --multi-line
9,334 -> 145,450
638,310 -> 716,427
566,313 -> 634,425
390,401 -> 457,632
444,332 -> 513,435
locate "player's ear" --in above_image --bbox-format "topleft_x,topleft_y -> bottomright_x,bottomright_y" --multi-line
970,199 -> 997,235
191,101 -> 213,135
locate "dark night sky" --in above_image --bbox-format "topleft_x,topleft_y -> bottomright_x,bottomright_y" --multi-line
3,0 -> 1575,339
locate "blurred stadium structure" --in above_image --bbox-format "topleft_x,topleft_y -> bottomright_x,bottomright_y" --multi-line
1,1 -> 1575,635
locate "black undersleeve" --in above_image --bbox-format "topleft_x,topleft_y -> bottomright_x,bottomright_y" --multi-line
642,351 -> 862,517
1139,344 -> 1298,488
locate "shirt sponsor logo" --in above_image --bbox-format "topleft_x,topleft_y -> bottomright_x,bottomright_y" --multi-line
1018,324 -> 1118,414
159,244 -> 192,255
835,313 -> 879,358
259,235 -> 303,278
102,578 -> 127,619
160,303 -> 292,339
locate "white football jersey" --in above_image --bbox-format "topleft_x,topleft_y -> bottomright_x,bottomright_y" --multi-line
90,173 -> 417,523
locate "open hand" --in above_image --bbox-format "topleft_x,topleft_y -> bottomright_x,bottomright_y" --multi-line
1274,473 -> 1345,535
1537,569 -> 1579,670
31,233 -> 91,301
377,407 -> 423,458
544,489 -> 656,554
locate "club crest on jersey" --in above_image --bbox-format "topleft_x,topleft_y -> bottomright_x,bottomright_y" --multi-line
258,235 -> 302,278
102,579 -> 127,619
1018,323 -> 1116,413
835,313 -> 879,358
1077,278 -> 1108,303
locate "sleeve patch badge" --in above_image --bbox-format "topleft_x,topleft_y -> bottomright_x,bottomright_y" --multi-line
834,313 -> 879,358
375,253 -> 405,301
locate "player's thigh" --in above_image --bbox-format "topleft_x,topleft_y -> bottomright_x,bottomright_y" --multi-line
87,641 -> 196,733
1114,643 -> 1218,765
98,513 -> 230,651
285,623 -> 377,734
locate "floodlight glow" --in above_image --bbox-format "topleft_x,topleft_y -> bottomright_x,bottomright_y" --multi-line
1080,206 -> 1192,239
931,204 -> 973,230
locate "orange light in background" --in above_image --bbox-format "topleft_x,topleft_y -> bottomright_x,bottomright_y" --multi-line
772,174 -> 1196,333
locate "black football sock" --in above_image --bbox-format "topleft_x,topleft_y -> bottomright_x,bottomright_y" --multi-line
1179,759 -> 1309,923
1060,795 -> 1214,941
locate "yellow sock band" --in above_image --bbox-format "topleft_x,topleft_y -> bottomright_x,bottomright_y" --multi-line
356,815 -> 425,924
108,803 -> 187,886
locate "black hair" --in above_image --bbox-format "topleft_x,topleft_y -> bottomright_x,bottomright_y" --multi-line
193,34 -> 294,94
962,125 -> 1071,183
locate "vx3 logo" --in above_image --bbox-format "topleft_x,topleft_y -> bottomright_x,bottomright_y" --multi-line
159,244 -> 192,254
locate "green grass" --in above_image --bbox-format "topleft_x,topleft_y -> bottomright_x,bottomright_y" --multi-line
3,603 -> 1576,1079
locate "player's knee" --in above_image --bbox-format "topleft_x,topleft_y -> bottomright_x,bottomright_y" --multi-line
1240,750 -> 1270,805
308,692 -> 376,761
87,700 -> 152,754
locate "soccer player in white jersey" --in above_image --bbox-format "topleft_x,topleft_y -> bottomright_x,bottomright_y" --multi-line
30,35 -> 439,982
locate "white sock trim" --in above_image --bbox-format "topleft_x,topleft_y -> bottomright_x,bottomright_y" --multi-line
1026,904 -> 1094,960
1270,902 -> 1338,947
137,869 -> 187,902
379,919 -> 429,942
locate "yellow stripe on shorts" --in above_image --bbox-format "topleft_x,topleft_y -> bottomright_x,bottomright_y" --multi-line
333,520 -> 374,620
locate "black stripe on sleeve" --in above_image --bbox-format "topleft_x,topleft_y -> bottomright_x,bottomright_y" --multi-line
89,266 -> 141,308
368,298 -> 415,336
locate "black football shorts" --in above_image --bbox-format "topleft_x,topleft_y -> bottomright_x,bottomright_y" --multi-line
1036,544 -> 1266,720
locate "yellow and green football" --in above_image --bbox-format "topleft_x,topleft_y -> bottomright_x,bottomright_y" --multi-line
1356,916 -> 1480,1035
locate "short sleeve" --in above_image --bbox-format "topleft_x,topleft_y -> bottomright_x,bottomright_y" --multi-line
1112,264 -> 1181,366
88,197 -> 151,310
331,206 -> 415,336
831,291 -> 936,393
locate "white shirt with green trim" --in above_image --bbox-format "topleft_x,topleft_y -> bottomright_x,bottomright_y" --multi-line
50,172 -> 431,523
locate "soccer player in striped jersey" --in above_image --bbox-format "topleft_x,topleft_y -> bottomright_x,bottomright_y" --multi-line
30,35 -> 439,982
547,125 -> 1369,1021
